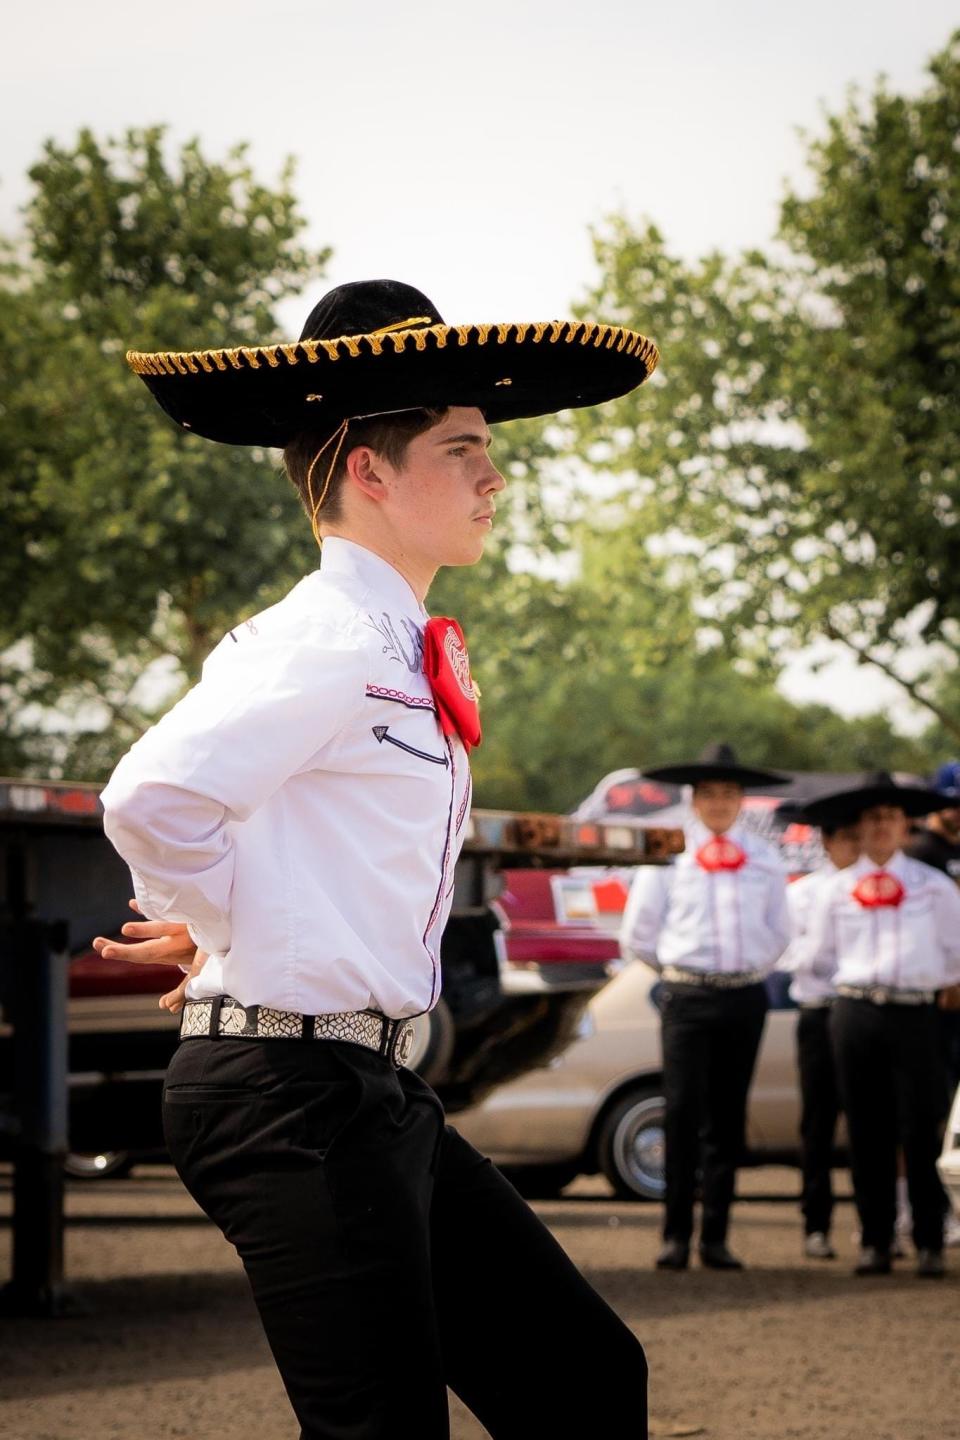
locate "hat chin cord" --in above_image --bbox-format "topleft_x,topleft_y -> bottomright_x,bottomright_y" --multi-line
306,418 -> 351,546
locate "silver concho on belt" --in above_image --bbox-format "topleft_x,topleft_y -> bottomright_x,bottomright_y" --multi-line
392,1021 -> 416,1068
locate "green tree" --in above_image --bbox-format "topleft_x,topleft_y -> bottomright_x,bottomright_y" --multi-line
1,127 -> 328,776
572,31 -> 960,739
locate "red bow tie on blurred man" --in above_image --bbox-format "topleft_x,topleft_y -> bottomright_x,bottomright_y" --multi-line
695,836 -> 747,872
851,871 -> 905,908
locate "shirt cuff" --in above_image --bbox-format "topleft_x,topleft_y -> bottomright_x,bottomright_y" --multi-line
186,921 -> 229,956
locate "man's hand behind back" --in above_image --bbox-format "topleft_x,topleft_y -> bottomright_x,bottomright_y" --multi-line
93,899 -> 208,1014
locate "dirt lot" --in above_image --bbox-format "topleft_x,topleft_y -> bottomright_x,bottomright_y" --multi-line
0,1163 -> 955,1440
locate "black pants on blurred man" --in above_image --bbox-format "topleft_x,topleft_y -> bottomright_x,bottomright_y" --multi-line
660,981 -> 768,1245
831,997 -> 948,1254
796,1004 -> 841,1237
163,1033 -> 648,1440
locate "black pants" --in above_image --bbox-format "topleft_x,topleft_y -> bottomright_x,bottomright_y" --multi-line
796,1006 -> 841,1236
831,997 -> 948,1253
660,980 -> 768,1246
163,1036 -> 647,1440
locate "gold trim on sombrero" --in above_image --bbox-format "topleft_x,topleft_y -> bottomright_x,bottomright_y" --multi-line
125,320 -> 660,379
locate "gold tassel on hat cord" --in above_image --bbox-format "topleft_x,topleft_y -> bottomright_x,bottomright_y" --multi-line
367,315 -> 433,338
306,418 -> 351,547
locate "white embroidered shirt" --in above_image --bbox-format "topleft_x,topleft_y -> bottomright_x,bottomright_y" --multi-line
619,818 -> 790,975
798,850 -> 960,994
100,538 -> 472,1019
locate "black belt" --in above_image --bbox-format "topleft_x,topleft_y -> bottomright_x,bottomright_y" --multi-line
836,985 -> 935,1007
661,965 -> 765,990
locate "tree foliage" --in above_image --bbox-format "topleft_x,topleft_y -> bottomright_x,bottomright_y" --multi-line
1,128 -> 328,773
572,31 -> 960,737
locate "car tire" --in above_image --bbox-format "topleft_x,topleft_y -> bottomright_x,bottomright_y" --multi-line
64,1150 -> 134,1180
597,1088 -> 666,1201
407,997 -> 456,1086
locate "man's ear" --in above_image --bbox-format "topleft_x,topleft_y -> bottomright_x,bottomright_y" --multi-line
345,445 -> 388,504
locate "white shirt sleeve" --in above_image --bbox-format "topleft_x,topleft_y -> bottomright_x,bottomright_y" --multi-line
930,870 -> 960,984
794,876 -> 839,985
101,628 -> 367,955
776,882 -> 805,974
619,864 -> 672,970
761,862 -> 792,972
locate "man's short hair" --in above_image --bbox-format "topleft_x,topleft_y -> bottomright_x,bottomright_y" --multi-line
283,407 -> 448,527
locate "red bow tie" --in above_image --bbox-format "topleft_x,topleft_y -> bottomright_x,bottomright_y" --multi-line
423,617 -> 482,754
852,871 -> 905,908
696,836 -> 747,872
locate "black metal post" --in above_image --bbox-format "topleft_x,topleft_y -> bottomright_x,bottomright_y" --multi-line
1,916 -> 70,1316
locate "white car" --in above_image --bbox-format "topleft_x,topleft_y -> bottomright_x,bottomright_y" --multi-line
456,957 -> 822,1199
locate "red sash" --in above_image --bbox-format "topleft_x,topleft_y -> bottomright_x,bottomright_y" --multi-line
423,618 -> 482,754
696,836 -> 747,872
851,871 -> 905,909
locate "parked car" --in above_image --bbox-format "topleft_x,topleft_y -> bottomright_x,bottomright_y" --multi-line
456,953 -> 844,1199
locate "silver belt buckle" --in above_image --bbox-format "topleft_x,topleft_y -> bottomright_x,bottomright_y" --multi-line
869,985 -> 889,1006
391,1020 -> 415,1068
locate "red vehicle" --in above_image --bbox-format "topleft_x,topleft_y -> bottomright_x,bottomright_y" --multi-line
0,782 -> 676,1175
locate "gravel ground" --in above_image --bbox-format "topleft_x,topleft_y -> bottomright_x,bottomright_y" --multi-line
0,1163 -> 955,1440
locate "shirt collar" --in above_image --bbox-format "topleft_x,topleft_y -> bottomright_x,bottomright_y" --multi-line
319,537 -> 427,620
851,850 -> 905,877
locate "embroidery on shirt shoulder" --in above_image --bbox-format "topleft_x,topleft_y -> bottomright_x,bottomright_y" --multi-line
366,684 -> 436,713
364,611 -> 424,674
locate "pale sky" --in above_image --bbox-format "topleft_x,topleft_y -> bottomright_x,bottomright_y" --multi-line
3,0 -> 956,732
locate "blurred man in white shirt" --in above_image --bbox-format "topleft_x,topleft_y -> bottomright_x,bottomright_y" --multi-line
620,742 -> 789,1271
796,772 -> 960,1278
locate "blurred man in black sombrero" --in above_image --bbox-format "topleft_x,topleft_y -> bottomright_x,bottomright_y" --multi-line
620,742 -> 790,1270
794,772 -> 960,1277
94,280 -> 658,1438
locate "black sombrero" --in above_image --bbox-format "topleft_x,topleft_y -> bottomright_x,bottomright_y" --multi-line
125,279 -> 659,448
643,741 -> 790,790
799,770 -> 954,826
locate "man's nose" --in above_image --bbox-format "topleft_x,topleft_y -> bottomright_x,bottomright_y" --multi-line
483,461 -> 506,494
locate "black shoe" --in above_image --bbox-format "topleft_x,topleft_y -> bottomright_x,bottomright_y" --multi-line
699,1242 -> 744,1271
915,1249 -> 945,1279
854,1246 -> 892,1276
655,1241 -> 690,1271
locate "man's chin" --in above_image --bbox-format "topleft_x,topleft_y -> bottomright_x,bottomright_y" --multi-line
441,538 -> 488,568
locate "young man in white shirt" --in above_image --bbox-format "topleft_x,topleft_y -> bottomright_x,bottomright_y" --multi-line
796,772 -> 960,1278
777,814 -> 862,1259
619,742 -> 790,1271
94,280 -> 660,1439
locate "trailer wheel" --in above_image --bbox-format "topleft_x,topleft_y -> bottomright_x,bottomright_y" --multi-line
597,1088 -> 666,1201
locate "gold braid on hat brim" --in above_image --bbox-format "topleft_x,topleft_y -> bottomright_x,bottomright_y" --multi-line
125,319 -> 660,379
